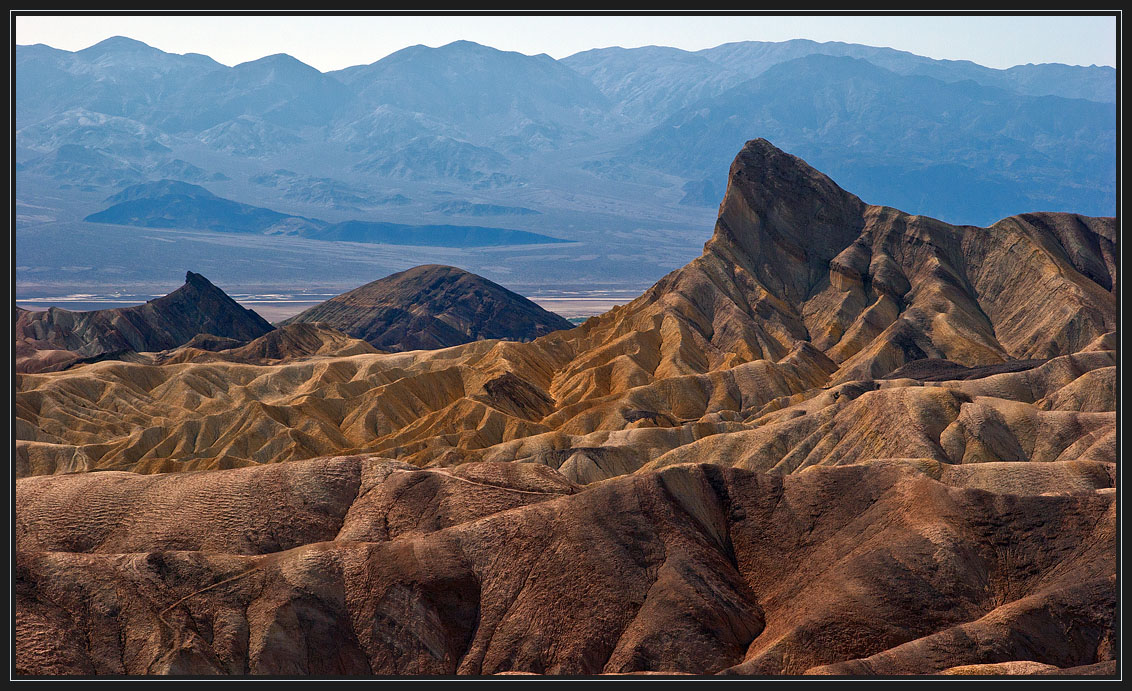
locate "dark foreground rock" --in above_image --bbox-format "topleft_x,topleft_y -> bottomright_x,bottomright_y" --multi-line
15,456 -> 1116,676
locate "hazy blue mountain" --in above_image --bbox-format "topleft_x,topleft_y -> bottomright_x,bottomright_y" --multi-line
696,39 -> 1116,103
83,180 -> 565,248
196,115 -> 305,157
14,35 -> 1118,283
16,109 -> 172,158
308,220 -> 567,247
151,159 -> 230,183
430,201 -> 542,217
562,46 -> 747,125
16,37 -> 223,125
17,144 -> 148,187
565,39 -> 1114,130
331,40 -> 615,150
249,169 -> 386,209
617,55 -> 1115,223
329,105 -> 452,153
18,146 -> 230,190
85,179 -> 324,234
156,53 -> 356,133
996,62 -> 1116,103
353,135 -> 514,183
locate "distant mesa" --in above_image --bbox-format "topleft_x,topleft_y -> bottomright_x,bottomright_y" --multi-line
83,179 -> 566,247
85,179 -> 323,235
281,264 -> 574,351
308,220 -> 566,247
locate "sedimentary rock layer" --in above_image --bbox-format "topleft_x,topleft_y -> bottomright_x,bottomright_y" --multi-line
14,457 -> 1116,675
14,141 -> 1117,477
15,272 -> 273,373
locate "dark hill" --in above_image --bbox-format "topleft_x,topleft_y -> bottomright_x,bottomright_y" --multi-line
84,179 -> 322,234
15,271 -> 273,372
309,220 -> 565,247
280,264 -> 573,351
84,180 -> 566,246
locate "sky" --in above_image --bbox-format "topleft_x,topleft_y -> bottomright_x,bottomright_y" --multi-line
13,13 -> 1119,73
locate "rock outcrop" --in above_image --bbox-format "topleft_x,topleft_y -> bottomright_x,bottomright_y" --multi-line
15,272 -> 274,373
14,456 -> 1116,675
279,264 -> 574,351
154,322 -> 381,365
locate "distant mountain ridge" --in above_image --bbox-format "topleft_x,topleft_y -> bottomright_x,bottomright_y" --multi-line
329,40 -> 614,152
613,54 -> 1116,222
15,33 -> 1117,264
564,38 -> 1115,126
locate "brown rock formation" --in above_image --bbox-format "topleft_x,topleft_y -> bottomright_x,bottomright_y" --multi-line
15,272 -> 274,373
155,322 -> 381,365
14,457 -> 1116,675
13,139 -> 1119,676
279,264 -> 574,351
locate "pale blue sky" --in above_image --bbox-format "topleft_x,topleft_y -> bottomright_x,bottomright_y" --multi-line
14,13 -> 1119,73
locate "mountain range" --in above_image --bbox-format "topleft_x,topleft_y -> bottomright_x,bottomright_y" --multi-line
16,137 -> 1116,480
14,139 -> 1117,676
15,36 -> 1117,300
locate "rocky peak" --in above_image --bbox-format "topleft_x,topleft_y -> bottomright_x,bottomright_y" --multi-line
15,272 -> 273,372
281,264 -> 573,351
706,138 -> 866,305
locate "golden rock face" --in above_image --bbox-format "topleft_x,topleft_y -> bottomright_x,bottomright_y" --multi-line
14,140 -> 1116,479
